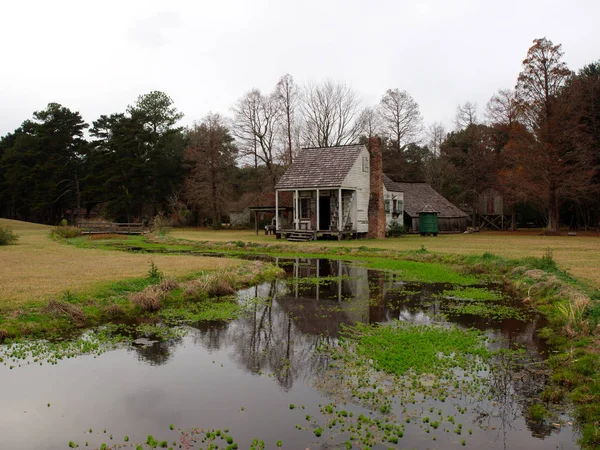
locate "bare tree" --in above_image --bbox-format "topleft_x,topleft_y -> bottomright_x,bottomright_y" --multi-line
454,101 -> 478,130
275,74 -> 299,165
232,89 -> 281,185
358,106 -> 382,139
300,80 -> 363,147
426,122 -> 446,156
378,88 -> 423,151
486,89 -> 521,126
424,122 -> 450,191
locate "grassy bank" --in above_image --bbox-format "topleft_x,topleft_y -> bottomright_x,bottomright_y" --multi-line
0,259 -> 283,341
171,228 -> 600,287
0,219 -> 239,308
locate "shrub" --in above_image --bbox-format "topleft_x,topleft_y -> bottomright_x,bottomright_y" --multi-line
387,221 -> 406,237
158,277 -> 179,292
52,225 -> 82,239
147,261 -> 163,280
556,294 -> 592,336
528,403 -> 549,423
207,278 -> 236,297
0,226 -> 19,245
131,286 -> 164,312
150,213 -> 171,235
103,303 -> 125,317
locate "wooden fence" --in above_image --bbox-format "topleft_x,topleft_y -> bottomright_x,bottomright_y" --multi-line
79,222 -> 148,235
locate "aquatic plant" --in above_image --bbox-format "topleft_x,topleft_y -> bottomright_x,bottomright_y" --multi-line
343,321 -> 490,377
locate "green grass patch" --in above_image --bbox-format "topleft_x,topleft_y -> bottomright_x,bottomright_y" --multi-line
444,303 -> 529,321
438,287 -> 503,302
343,322 -> 490,377
362,259 -> 480,285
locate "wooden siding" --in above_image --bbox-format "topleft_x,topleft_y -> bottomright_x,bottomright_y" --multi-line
383,185 -> 404,229
408,216 -> 467,233
478,187 -> 511,216
341,147 -> 370,233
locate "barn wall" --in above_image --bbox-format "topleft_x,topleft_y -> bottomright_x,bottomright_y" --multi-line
229,209 -> 251,227
478,188 -> 506,216
342,147 -> 371,233
438,217 -> 467,232
406,216 -> 466,233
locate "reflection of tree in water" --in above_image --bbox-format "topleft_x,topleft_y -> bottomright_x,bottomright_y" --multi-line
132,339 -> 176,366
191,321 -> 230,351
470,329 -> 556,448
184,259 -> 369,390
226,280 -> 335,390
128,256 -> 559,443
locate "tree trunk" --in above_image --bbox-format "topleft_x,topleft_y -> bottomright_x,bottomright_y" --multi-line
511,207 -> 517,231
547,186 -> 560,232
286,106 -> 293,165
211,169 -> 218,225
75,174 -> 81,226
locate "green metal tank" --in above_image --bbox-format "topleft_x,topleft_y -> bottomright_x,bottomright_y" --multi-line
418,204 -> 439,236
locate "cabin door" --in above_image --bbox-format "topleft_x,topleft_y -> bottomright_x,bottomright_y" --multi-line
319,197 -> 330,230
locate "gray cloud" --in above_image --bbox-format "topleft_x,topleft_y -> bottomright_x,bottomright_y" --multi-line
1,0 -> 599,137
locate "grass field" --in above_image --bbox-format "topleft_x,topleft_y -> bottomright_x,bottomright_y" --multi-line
171,228 -> 600,287
0,219 -> 238,308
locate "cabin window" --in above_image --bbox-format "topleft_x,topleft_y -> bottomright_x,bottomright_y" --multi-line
362,156 -> 369,172
300,198 -> 311,219
384,199 -> 391,213
393,199 -> 403,215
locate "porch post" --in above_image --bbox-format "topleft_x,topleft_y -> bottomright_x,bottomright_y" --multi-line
316,188 -> 320,231
294,189 -> 299,229
338,260 -> 342,301
275,190 -> 279,232
338,188 -> 342,231
315,258 -> 320,301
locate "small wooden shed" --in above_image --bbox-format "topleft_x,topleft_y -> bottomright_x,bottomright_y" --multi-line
394,182 -> 467,233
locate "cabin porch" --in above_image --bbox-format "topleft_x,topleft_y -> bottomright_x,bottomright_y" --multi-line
275,187 -> 358,241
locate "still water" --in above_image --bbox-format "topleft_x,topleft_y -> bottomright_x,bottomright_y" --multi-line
0,258 -> 577,449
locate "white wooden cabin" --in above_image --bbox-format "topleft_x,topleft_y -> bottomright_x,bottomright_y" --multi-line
274,144 -> 403,241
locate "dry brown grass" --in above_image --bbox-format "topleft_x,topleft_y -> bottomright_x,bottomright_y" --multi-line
158,277 -> 180,292
103,303 -> 125,317
130,285 -> 164,312
46,299 -> 86,323
172,228 -> 600,287
0,218 -> 240,308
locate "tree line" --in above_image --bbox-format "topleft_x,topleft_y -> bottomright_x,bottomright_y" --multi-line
0,37 -> 598,231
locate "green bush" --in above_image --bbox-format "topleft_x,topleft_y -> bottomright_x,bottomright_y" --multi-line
52,225 -> 82,238
0,226 -> 19,245
387,220 -> 406,237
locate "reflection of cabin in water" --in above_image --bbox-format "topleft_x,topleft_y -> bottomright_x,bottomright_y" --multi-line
274,139 -> 403,241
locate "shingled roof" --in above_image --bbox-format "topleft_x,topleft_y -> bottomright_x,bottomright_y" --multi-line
383,174 -> 402,192
394,182 -> 467,218
275,144 -> 365,189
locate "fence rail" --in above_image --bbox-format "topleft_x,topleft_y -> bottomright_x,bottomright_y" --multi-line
78,222 -> 148,235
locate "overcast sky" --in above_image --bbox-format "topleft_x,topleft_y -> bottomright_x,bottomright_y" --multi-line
1,0 -> 599,138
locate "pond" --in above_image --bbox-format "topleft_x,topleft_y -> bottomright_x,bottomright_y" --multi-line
0,258 -> 578,449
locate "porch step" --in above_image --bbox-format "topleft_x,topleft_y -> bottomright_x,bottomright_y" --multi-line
286,231 -> 314,242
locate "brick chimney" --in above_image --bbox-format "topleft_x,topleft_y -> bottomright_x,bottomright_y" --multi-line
367,137 -> 385,238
